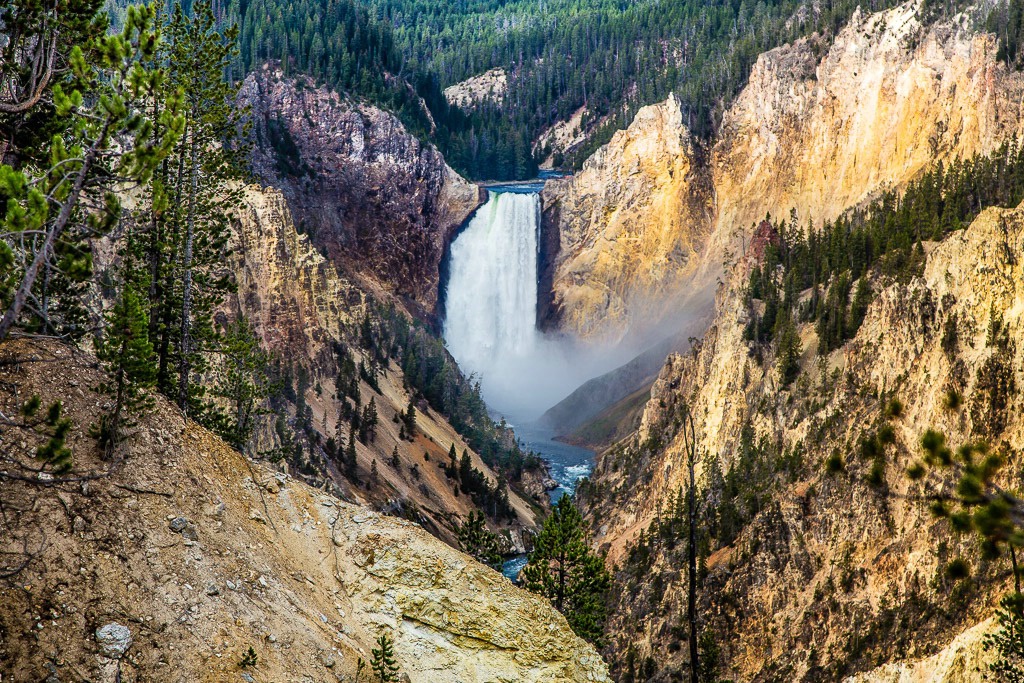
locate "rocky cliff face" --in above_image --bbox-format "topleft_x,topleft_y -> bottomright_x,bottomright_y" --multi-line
227,183 -> 540,546
239,65 -> 482,317
0,340 -> 610,682
540,95 -> 714,346
542,1 -> 1024,346
444,68 -> 508,109
581,198 -> 1024,680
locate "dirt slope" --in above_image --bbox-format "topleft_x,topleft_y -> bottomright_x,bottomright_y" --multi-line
0,340 -> 609,683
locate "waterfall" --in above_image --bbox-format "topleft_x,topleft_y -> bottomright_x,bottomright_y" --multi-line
444,191 -> 542,417
444,188 -> 631,421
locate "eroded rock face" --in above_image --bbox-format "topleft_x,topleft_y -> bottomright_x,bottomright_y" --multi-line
444,68 -> 508,109
713,2 -> 1024,247
539,95 -> 714,346
845,619 -> 994,683
0,344 -> 610,682
583,198 -> 1024,679
238,65 -> 482,315
542,1 -> 1024,345
230,184 -> 367,370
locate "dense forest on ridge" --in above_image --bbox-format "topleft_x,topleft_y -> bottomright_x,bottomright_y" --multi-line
105,0 -> 964,179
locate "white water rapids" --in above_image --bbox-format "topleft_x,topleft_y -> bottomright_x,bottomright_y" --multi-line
443,188 -> 627,421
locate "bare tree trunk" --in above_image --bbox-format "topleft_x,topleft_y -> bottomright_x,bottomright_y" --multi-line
682,404 -> 699,683
176,126 -> 199,412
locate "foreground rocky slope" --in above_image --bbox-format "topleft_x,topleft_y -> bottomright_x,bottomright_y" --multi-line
542,1 -> 1024,346
0,339 -> 610,682
239,64 -> 482,317
582,197 -> 1024,679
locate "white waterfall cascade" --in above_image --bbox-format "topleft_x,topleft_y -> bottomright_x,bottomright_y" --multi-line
444,190 -> 622,420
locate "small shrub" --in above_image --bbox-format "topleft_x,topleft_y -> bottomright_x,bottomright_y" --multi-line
885,397 -> 904,419
239,646 -> 258,668
944,388 -> 963,410
825,451 -> 845,474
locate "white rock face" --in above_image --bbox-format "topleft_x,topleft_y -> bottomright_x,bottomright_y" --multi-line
444,68 -> 508,109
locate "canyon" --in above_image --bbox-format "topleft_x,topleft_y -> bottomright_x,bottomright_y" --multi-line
582,187 -> 1024,682
7,0 -> 1024,680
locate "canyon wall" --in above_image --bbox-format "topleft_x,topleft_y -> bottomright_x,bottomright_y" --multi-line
227,183 -> 540,545
540,95 -> 714,345
239,65 -> 482,317
583,196 -> 1024,679
0,340 -> 609,682
542,1 -> 1024,346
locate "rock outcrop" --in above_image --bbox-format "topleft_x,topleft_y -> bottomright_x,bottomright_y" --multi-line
535,106 -> 589,168
846,619 -> 993,683
239,65 -> 482,316
444,68 -> 508,109
542,1 -> 1024,345
540,95 -> 714,346
583,194 -> 1024,679
0,339 -> 611,683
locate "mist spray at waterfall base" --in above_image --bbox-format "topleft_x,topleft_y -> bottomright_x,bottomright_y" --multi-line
443,190 -> 632,423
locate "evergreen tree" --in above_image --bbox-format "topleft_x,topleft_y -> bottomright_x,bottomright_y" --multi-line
0,0 -> 108,163
345,430 -> 359,481
153,1 -> 243,412
0,5 -> 183,341
457,510 -> 503,569
209,317 -> 275,453
776,316 -> 802,387
359,397 -> 379,443
523,496 -> 611,644
18,396 -> 74,474
370,633 -> 400,682
402,400 -> 416,439
94,286 -> 157,455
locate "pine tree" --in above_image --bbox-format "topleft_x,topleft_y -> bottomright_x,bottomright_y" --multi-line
0,5 -> 183,341
209,317 -> 274,453
390,445 -> 400,469
522,496 -> 611,644
345,430 -> 359,481
402,400 -> 416,439
160,1 -> 244,413
94,286 -> 157,455
777,315 -> 802,387
370,633 -> 400,682
457,510 -> 503,569
21,397 -> 74,474
359,397 -> 378,443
